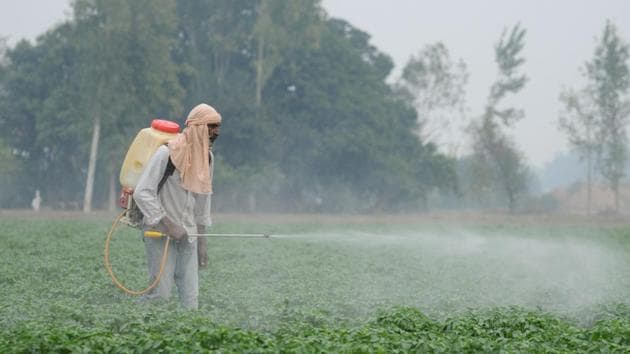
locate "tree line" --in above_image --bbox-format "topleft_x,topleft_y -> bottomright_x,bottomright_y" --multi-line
0,0 -> 628,214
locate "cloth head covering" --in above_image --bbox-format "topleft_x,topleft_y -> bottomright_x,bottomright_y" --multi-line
168,103 -> 222,194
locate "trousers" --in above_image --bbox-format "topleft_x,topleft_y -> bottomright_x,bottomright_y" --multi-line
141,235 -> 199,309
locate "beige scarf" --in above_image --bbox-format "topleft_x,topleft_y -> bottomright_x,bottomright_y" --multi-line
168,103 -> 222,194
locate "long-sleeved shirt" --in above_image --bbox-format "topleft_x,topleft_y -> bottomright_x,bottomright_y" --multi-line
133,145 -> 213,233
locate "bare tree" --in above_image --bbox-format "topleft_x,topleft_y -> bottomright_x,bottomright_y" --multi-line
470,24 -> 529,213
395,42 -> 468,155
558,88 -> 598,215
586,20 -> 630,213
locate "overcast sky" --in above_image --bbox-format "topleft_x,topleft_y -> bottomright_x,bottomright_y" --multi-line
2,0 -> 630,168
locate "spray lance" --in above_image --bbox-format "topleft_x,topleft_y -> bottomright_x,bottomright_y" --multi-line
144,230 -> 270,239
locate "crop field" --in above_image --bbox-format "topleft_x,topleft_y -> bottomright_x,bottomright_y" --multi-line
1,212 -> 629,352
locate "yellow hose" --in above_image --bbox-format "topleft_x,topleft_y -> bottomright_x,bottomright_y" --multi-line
104,211 -> 170,296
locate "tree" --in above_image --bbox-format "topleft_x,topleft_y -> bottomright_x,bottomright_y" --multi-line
175,0 -> 269,211
0,36 -> 6,64
0,39 -> 16,207
72,0 -> 183,212
0,0 -> 184,211
0,39 -> 20,206
263,18 -> 455,212
175,0 -> 257,105
0,0 -> 456,213
585,20 -> 630,213
395,42 -> 468,155
558,88 -> 598,215
0,35 -> 81,208
175,0 -> 326,211
469,24 -> 529,213
252,0 -> 322,108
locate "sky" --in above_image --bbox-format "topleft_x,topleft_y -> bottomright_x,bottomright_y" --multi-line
1,0 -> 630,168
322,0 -> 630,169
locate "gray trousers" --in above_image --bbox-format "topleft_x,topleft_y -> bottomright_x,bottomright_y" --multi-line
142,236 -> 199,309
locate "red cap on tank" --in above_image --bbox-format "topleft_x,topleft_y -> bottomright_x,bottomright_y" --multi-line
151,119 -> 180,134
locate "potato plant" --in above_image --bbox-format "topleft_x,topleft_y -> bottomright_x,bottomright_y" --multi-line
0,216 -> 629,352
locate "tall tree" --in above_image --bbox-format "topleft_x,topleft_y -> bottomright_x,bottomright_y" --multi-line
0,40 -> 21,206
0,33 -> 83,208
395,42 -> 468,155
469,24 -> 529,213
253,0 -> 322,108
558,88 -> 598,215
175,0 -> 265,212
72,0 -> 183,212
264,18 -> 455,212
175,0 -> 256,106
586,20 -> 630,213
207,0 -> 324,210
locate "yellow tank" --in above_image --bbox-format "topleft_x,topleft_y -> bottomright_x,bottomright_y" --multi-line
119,119 -> 180,189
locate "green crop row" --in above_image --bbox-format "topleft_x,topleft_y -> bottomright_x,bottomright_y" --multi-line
1,216 -> 629,352
1,306 -> 629,353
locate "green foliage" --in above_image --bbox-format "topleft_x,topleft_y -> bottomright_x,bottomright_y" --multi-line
72,0 -> 184,210
174,0 -> 258,106
0,0 -> 458,212
252,0 -> 323,106
0,0 -> 184,209
0,217 -> 629,352
0,138 -> 22,206
259,18 -> 454,212
0,30 -> 86,206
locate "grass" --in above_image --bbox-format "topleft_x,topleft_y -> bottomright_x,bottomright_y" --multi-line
0,212 -> 629,352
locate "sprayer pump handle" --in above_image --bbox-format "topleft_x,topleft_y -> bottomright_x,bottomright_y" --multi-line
144,230 -> 164,238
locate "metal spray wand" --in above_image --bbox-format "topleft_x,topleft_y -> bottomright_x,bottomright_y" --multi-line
144,230 -> 271,239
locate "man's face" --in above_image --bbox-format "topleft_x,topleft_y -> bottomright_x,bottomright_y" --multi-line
208,123 -> 221,143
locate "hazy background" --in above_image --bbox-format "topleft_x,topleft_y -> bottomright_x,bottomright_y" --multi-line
2,0 -> 630,170
2,0 -> 630,212
323,1 -> 630,170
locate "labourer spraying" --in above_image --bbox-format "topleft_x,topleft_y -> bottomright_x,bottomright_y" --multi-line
133,103 -> 221,309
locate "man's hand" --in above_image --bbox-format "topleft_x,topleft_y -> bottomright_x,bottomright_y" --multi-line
160,217 -> 188,241
197,225 -> 208,268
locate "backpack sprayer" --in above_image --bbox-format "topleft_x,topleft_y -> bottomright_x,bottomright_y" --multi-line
104,119 -> 271,296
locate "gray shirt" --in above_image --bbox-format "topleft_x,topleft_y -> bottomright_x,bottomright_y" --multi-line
133,145 -> 213,232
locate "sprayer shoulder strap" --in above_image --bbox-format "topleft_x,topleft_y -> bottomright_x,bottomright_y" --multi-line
157,156 -> 175,193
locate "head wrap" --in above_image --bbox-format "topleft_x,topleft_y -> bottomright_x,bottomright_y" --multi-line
168,104 -> 222,194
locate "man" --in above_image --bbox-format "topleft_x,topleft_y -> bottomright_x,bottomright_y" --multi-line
133,103 -> 221,309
